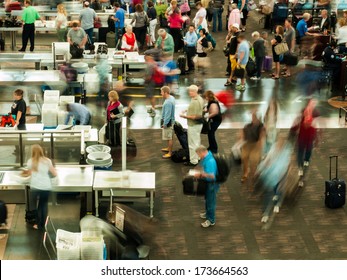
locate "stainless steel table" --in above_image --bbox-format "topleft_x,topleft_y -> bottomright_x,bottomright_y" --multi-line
93,171 -> 155,218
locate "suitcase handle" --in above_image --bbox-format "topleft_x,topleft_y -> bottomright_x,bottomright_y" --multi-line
329,155 -> 338,180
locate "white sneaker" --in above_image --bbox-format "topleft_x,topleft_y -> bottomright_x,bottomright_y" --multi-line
250,76 -> 260,80
201,220 -> 215,228
273,206 -> 280,213
304,161 -> 309,167
298,169 -> 303,176
199,212 -> 206,219
272,195 -> 279,202
261,215 -> 269,223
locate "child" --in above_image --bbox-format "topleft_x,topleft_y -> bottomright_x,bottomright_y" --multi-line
251,31 -> 265,80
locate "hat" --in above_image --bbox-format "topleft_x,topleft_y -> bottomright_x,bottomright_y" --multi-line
232,23 -> 239,30
84,1 -> 90,6
187,85 -> 199,92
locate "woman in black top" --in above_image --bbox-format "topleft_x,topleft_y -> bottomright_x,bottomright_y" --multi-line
196,28 -> 209,74
271,25 -> 284,79
204,90 -> 222,153
10,89 -> 27,130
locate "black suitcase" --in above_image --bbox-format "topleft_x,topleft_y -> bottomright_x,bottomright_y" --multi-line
0,38 -> 5,51
25,186 -> 37,224
177,55 -> 187,75
173,121 -> 188,150
325,156 -> 346,209
171,149 -> 189,163
283,53 -> 298,66
182,176 -> 207,196
246,57 -> 257,77
106,120 -> 121,147
0,200 -> 8,225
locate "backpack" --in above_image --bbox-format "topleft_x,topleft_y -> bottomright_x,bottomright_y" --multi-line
0,115 -> 16,127
213,153 -> 231,183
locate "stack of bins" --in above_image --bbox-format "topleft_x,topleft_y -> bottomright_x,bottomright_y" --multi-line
86,145 -> 112,171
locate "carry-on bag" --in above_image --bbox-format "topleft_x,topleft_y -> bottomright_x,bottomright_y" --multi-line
263,55 -> 273,71
0,200 -> 8,225
106,31 -> 116,48
173,121 -> 188,150
177,55 -> 187,75
171,149 -> 189,163
325,156 -> 346,209
182,176 -> 207,195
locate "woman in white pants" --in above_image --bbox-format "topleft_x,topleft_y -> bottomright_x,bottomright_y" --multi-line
147,1 -> 157,46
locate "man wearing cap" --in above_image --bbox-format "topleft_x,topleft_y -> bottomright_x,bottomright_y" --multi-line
18,0 -> 45,52
79,1 -> 99,49
180,85 -> 204,166
225,23 -> 240,86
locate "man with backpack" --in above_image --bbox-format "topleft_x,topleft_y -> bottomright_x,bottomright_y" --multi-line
194,145 -> 220,228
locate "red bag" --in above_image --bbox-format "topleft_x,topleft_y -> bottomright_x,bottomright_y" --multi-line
152,67 -> 165,86
1,115 -> 16,127
94,19 -> 102,28
215,90 -> 235,109
5,2 -> 22,12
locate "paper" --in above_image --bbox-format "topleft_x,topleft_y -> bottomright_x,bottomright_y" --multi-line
115,206 -> 125,232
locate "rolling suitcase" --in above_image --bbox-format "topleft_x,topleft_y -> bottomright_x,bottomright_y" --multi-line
182,176 -> 207,195
0,200 -> 8,225
325,156 -> 346,209
263,55 -> 273,71
177,55 -> 187,75
106,31 -> 116,48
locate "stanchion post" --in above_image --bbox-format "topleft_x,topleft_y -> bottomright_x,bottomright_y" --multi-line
121,117 -> 127,171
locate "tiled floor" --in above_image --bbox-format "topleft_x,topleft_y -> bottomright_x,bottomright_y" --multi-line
2,8 -> 347,260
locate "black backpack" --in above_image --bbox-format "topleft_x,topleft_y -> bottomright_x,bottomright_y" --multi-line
213,153 -> 231,183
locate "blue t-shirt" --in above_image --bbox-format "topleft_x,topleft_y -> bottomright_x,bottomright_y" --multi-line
115,8 -> 125,28
296,19 -> 307,38
238,40 -> 250,66
161,60 -> 178,84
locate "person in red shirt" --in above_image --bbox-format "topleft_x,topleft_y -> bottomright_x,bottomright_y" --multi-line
168,7 -> 184,52
121,25 -> 138,51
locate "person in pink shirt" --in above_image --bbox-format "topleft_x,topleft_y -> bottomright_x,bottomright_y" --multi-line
228,3 -> 241,30
168,9 -> 184,52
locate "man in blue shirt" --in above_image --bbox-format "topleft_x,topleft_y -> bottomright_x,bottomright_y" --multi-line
160,86 -> 175,159
111,2 -> 126,49
184,25 -> 198,72
65,103 -> 91,125
235,34 -> 249,92
296,12 -> 314,43
195,145 -> 220,228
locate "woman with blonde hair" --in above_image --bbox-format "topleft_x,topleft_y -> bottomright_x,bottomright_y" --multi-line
56,3 -> 68,42
203,90 -> 222,153
25,144 -> 57,230
106,91 -> 124,146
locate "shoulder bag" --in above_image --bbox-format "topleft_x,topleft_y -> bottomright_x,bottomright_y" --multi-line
274,36 -> 289,55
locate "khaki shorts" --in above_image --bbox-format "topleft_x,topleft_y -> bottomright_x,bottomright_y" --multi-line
162,126 -> 173,140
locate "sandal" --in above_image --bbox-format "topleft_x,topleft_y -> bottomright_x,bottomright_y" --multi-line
241,176 -> 248,183
282,73 -> 291,77
272,76 -> 279,79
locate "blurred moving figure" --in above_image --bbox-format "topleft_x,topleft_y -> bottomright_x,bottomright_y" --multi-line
241,111 -> 265,183
290,99 -> 320,176
256,140 -> 292,223
65,103 -> 91,125
263,96 -> 279,155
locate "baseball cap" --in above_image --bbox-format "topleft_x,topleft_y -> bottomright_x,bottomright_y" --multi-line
187,85 -> 199,92
232,23 -> 239,30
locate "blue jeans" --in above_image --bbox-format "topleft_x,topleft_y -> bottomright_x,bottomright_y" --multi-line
212,8 -> 223,32
84,28 -> 94,49
205,183 -> 220,223
31,190 -> 50,229
263,183 -> 280,217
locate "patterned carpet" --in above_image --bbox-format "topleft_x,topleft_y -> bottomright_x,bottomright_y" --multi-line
0,204 -> 16,260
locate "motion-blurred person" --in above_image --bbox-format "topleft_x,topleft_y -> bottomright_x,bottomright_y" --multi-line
184,25 -> 198,73
121,25 -> 139,51
131,4 -> 149,51
195,145 -> 220,228
271,25 -> 284,79
290,99 -> 319,176
160,53 -> 180,94
111,2 -> 126,49
18,0 -> 45,52
256,140 -> 292,223
10,89 -> 27,130
147,1 -> 157,46
250,31 -> 265,80
155,28 -> 174,55
25,144 -> 57,230
241,111 -> 265,183
235,34 -> 249,91
79,1 -> 98,48
106,91 -> 124,146
335,18 -> 347,54
95,59 -> 111,101
180,85 -> 204,166
65,103 -> 91,125
203,90 -> 222,153
194,28 -> 210,75
160,86 -> 175,159
67,21 -> 88,50
113,80 -> 134,118
55,3 -> 68,42
263,96 -> 279,155
193,1 -> 208,31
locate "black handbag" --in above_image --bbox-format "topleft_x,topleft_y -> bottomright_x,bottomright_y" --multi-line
70,43 -> 84,59
234,65 -> 245,78
201,119 -> 210,134
223,44 -> 230,57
